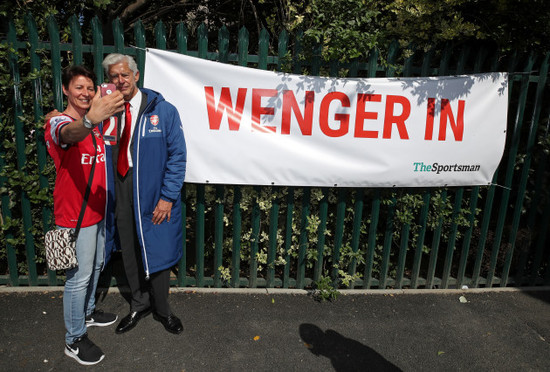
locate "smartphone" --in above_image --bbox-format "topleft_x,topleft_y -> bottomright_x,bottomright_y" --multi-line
100,83 -> 117,96
100,83 -> 118,144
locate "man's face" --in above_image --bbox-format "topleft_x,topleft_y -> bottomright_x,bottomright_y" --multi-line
107,61 -> 139,101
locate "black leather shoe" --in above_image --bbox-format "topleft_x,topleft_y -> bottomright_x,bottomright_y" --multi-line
153,313 -> 183,334
115,308 -> 151,334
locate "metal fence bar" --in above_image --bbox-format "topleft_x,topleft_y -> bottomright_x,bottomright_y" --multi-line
426,190 -> 446,288
296,188 -> 311,289
0,101 -> 18,286
213,185 -> 225,287
198,23 -> 207,60
113,18 -> 125,54
528,111 -> 550,285
69,15 -> 83,65
230,186 -> 242,288
314,188 -> 329,283
218,26 -> 229,63
457,188 -> 479,287
363,190 -> 380,288
519,110 -> 550,285
293,30 -> 304,73
487,54 -> 536,287
395,212 -> 410,290
176,23 -> 188,55
441,45 -> 470,289
91,17 -> 105,86
258,28 -> 269,69
411,191 -> 430,289
441,188 -> 464,289
283,187 -> 295,288
8,20 -> 38,286
502,53 -> 550,286
25,14 -> 56,286
155,21 -> 167,49
134,20 -> 146,87
249,187 -> 261,288
379,195 -> 396,289
348,189 -> 364,289
471,50 -> 504,287
266,187 -> 280,288
47,17 -> 63,110
194,185 -> 205,287
277,30 -> 288,72
456,48 -> 487,287
177,185 -> 187,286
331,189 -> 347,285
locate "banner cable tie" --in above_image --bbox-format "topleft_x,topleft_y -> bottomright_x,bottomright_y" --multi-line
130,45 -> 148,51
490,183 -> 512,190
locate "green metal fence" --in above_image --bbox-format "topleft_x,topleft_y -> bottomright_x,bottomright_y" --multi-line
2,14 -> 550,289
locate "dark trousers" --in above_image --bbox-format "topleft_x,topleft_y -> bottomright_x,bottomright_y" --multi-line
115,167 -> 171,317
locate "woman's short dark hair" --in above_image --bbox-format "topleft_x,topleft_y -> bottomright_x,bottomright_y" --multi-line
61,65 -> 96,89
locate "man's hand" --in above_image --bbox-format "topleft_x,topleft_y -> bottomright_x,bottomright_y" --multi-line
44,109 -> 61,122
152,199 -> 173,225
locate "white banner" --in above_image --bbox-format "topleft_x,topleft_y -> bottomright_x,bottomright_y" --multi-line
144,48 -> 507,187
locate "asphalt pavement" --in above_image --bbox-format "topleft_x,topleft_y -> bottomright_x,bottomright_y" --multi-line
1,286 -> 549,371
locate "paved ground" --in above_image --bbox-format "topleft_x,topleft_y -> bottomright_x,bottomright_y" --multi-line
0,286 -> 549,371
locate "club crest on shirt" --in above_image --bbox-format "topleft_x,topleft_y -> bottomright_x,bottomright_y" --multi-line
148,115 -> 162,134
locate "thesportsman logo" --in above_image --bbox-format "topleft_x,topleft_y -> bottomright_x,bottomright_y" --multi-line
413,161 -> 481,174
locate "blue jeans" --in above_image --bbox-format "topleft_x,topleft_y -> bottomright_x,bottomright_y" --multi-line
61,220 -> 105,344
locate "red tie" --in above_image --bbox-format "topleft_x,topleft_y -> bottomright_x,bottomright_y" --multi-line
117,102 -> 131,177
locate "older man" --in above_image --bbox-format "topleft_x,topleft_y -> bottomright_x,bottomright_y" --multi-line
101,53 -> 186,334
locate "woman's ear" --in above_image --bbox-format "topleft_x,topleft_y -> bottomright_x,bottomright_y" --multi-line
62,85 -> 68,96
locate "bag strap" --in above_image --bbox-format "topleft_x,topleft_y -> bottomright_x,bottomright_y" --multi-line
73,132 -> 98,238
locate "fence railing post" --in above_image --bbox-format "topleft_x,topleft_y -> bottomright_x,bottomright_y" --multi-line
218,25 -> 229,63
155,21 -> 167,50
331,188 -> 347,286
314,188 -> 329,283
214,185 -> 225,288
502,53 -> 549,286
26,13 -> 57,286
0,100 -> 18,286
91,16 -> 105,85
69,14 -> 83,65
363,190 -> 381,288
176,23 -> 188,55
8,19 -> 38,286
134,20 -> 146,87
195,185 -> 205,287
231,186 -> 242,288
487,53 -> 536,287
283,188 -> 295,288
348,189 -> 364,289
296,188 -> 310,289
198,23 -> 208,60
266,187 -> 280,288
112,18 -> 124,54
178,185 -> 187,286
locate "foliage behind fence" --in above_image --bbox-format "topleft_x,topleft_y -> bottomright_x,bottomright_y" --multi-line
1,14 -> 550,289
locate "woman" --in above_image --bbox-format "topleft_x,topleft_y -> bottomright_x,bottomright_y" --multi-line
44,65 -> 124,365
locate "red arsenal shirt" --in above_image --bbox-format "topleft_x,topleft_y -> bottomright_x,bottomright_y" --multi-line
44,115 -> 107,228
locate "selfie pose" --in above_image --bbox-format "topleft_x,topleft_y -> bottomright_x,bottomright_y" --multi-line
44,65 -> 124,365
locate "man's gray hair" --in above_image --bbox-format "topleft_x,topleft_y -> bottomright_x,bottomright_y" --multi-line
102,53 -> 139,75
